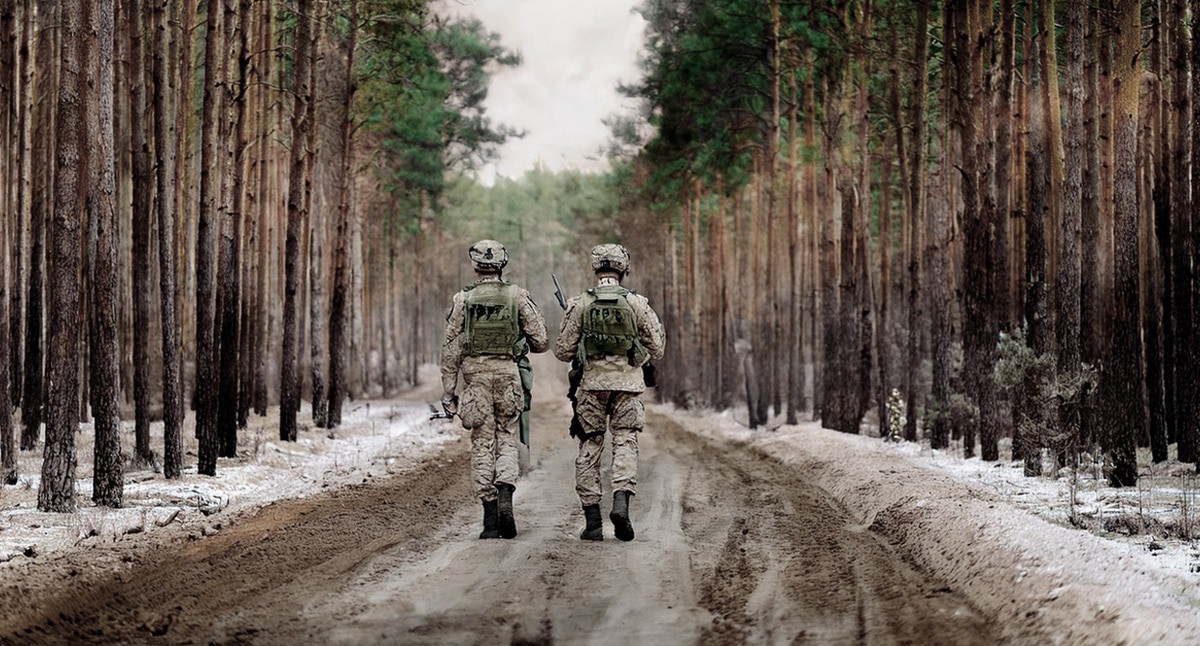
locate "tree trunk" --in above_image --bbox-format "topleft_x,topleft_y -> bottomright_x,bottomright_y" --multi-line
903,0 -> 930,443
87,0 -> 122,507
955,0 -> 985,459
281,0 -> 316,442
1170,0 -> 1195,464
1106,0 -> 1143,487
39,0 -> 85,512
1037,0 -> 1064,289
1023,10 -> 1050,476
10,0 -> 31,411
22,0 -> 56,452
1057,0 -> 1085,456
328,0 -> 358,429
217,0 -> 246,457
994,0 -> 1015,335
1080,0 -> 1103,454
818,82 -> 841,430
1184,0 -> 1200,465
195,0 -> 225,474
0,0 -> 16,484
837,176 -> 861,435
128,0 -> 156,469
252,0 -> 273,417
152,0 -> 184,479
786,68 -> 802,426
1150,0 -> 1174,462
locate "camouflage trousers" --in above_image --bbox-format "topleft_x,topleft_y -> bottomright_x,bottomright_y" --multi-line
575,389 -> 643,506
459,367 -> 524,501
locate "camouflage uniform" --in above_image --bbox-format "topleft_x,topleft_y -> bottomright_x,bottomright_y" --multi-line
442,276 -> 548,501
443,241 -> 547,540
554,246 -> 666,522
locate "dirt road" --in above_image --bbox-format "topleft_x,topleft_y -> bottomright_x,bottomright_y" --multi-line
2,389 -> 999,646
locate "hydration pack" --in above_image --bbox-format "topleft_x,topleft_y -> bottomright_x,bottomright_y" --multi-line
463,281 -> 521,357
579,285 -> 646,366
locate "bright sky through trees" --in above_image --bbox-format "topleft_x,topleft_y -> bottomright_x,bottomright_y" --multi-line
437,0 -> 646,181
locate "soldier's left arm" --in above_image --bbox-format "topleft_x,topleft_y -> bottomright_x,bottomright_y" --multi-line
631,293 -> 666,362
518,289 -> 549,354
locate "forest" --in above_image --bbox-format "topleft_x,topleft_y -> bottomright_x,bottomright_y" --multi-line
0,0 -> 1197,517
613,0 -> 1200,488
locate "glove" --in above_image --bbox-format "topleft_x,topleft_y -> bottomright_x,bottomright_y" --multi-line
441,394 -> 459,416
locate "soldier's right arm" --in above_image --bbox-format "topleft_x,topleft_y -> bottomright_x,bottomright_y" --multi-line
553,297 -> 583,362
440,292 -> 467,395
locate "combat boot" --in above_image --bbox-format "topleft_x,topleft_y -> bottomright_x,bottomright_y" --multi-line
479,499 -> 500,539
580,504 -> 603,541
496,483 -> 517,539
610,490 -> 635,541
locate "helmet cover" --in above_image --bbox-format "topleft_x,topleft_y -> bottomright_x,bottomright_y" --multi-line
590,243 -> 630,274
469,239 -> 508,270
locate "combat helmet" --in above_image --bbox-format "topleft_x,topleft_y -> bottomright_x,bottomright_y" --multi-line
590,243 -> 630,275
469,239 -> 508,271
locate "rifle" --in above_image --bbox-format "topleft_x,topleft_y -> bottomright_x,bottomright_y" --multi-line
552,272 -> 568,310
553,273 -> 587,440
428,403 -> 454,421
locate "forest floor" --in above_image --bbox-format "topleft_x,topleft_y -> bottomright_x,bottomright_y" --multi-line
1,356 -> 1199,645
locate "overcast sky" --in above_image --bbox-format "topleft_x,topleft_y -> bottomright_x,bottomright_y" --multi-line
436,0 -> 648,181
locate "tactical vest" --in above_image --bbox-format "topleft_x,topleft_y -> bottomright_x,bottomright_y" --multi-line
579,285 -> 647,366
463,281 -> 521,357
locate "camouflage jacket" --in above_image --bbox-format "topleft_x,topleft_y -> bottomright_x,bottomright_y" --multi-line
554,277 -> 666,393
441,277 -> 548,394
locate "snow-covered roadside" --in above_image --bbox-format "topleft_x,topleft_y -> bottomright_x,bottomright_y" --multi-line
657,404 -> 1200,645
0,388 -> 462,565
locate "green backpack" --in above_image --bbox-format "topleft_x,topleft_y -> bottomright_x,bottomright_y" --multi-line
463,281 -> 521,357
579,285 -> 647,366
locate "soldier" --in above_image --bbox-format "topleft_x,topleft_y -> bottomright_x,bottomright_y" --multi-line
554,244 -> 666,541
441,240 -> 548,539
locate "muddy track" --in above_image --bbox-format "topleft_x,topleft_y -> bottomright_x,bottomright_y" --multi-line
2,404 -> 998,645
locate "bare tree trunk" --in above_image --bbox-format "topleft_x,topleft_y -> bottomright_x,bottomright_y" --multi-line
153,0 -> 184,479
128,0 -> 157,469
1079,0 -> 1103,453
1023,9 -> 1050,476
994,0 -> 1015,336
195,0 -> 225,474
252,0 -> 273,417
217,0 -> 246,457
1057,0 -> 1085,456
1170,0 -> 1195,464
328,0 -> 358,428
9,0 -> 31,410
307,1 -> 327,428
39,0 -> 85,512
903,0 -> 930,442
22,0 -> 56,452
1039,0 -> 1064,285
955,0 -> 984,459
1150,0 -> 1173,463
280,0 -> 316,442
0,0 -> 16,484
1184,0 -> 1200,465
818,82 -> 841,430
786,68 -> 802,425
87,0 -> 122,507
238,0 -> 260,429
1106,0 -> 1143,487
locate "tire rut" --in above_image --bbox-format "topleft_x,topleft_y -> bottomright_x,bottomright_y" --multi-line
652,411 -> 998,645
1,437 -> 474,645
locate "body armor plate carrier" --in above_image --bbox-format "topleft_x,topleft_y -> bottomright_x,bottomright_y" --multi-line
464,281 -> 522,357
579,285 -> 647,367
